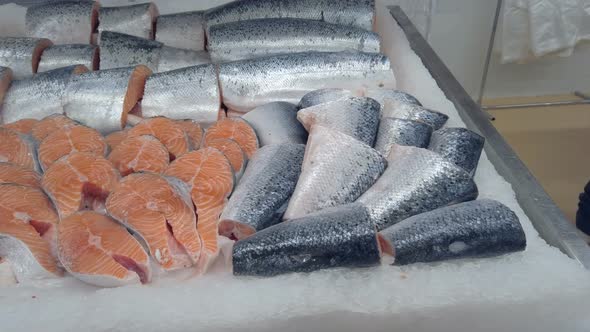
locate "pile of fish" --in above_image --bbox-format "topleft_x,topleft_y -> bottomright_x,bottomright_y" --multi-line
0,0 -> 526,288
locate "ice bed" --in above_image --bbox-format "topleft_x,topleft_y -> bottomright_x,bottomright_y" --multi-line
0,1 -> 589,331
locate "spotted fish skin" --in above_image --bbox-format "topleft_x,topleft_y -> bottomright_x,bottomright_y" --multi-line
379,199 -> 526,265
99,31 -> 162,70
357,144 -> 478,231
298,88 -> 356,109
218,51 -> 396,113
38,44 -> 98,73
99,3 -> 159,40
220,144 -> 305,239
0,67 -> 12,105
428,128 -> 485,176
284,126 -> 386,220
242,102 -> 307,146
374,117 -> 433,156
383,103 -> 448,130
233,203 -> 380,277
141,65 -> 219,124
0,37 -> 52,79
205,0 -> 375,31
208,18 -> 380,62
297,97 -> 380,146
365,89 -> 421,116
156,11 -> 205,51
25,1 -> 98,45
156,46 -> 211,72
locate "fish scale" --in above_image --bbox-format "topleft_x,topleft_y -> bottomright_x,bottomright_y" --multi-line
365,89 -> 422,116
241,102 -> 307,146
0,37 -> 52,79
156,11 -> 205,51
98,3 -> 158,40
298,88 -> 356,109
428,127 -> 485,176
374,117 -> 433,155
382,103 -> 449,130
38,44 -> 98,73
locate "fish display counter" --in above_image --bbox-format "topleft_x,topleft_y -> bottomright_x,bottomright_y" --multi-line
0,1 -> 589,331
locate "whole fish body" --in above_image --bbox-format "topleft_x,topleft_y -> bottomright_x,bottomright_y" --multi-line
284,125 -> 386,220
379,199 -> 526,265
156,11 -> 205,51
374,117 -> 433,155
298,88 -> 356,109
297,96 -> 380,146
220,143 -> 305,240
38,44 -> 98,73
205,0 -> 375,32
1,65 -> 88,124
208,18 -> 381,62
63,65 -> 152,134
0,37 -> 53,79
141,64 -> 220,124
241,102 -> 307,146
382,102 -> 448,130
357,144 -> 478,231
218,51 -> 396,113
0,67 -> 12,105
428,127 -> 485,176
99,3 -> 159,40
233,203 -> 381,277
25,1 -> 98,45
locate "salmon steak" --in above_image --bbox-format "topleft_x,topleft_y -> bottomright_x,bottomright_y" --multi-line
42,152 -> 120,219
31,114 -> 77,142
127,117 -> 190,160
0,127 -> 39,172
202,118 -> 259,158
104,130 -> 128,151
108,135 -> 169,176
203,138 -> 246,180
58,211 -> 151,287
38,125 -> 107,171
164,148 -> 234,272
106,173 -> 202,270
0,184 -> 62,282
0,162 -> 40,187
175,119 -> 203,149
2,119 -> 39,135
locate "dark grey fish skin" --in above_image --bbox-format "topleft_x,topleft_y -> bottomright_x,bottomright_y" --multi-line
38,44 -> 98,73
379,199 -> 526,265
208,18 -> 381,62
357,144 -> 478,231
156,11 -> 205,51
233,203 -> 381,277
284,125 -> 386,220
241,102 -> 307,146
298,88 -> 356,109
0,37 -> 52,79
428,127 -> 485,176
25,1 -> 98,45
220,144 -> 305,240
383,103 -> 448,130
374,117 -> 433,155
205,0 -> 375,32
98,3 -> 159,40
297,97 -> 380,146
99,31 -> 162,70
365,89 -> 421,116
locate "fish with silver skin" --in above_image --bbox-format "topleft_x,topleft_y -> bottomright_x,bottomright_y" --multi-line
141,64 -> 220,124
156,11 -> 205,51
233,203 -> 381,276
284,126 -> 386,220
38,44 -> 98,73
219,144 -> 305,240
374,117 -> 433,155
428,127 -> 485,176
242,102 -> 307,146
379,199 -> 526,265
208,18 -> 381,62
357,144 -> 478,231
156,46 -> 211,72
0,37 -> 52,79
297,96 -> 380,146
298,88 -> 356,109
383,103 -> 448,130
1,65 -> 88,124
0,67 -> 12,105
98,3 -> 159,40
365,89 -> 422,115
218,51 -> 396,113
63,65 -> 152,134
205,0 -> 375,32
25,1 -> 98,45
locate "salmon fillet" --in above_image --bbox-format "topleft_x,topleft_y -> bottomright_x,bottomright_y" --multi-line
2,119 -> 39,135
164,148 -> 234,272
0,184 -> 62,281
106,173 -> 201,270
104,130 -> 128,150
175,119 -> 203,149
41,152 -> 120,219
127,117 -> 190,160
38,125 -> 107,171
31,114 -> 77,142
202,118 -> 259,158
203,138 -> 246,179
58,211 -> 151,287
108,135 -> 169,176
0,162 -> 41,187
0,127 -> 39,171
